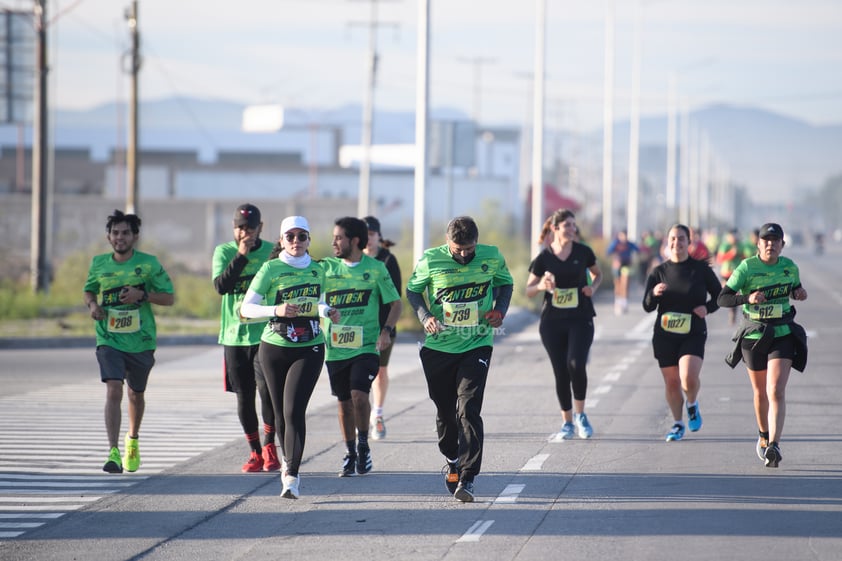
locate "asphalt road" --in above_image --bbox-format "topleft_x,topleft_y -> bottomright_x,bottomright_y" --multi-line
1,244 -> 840,561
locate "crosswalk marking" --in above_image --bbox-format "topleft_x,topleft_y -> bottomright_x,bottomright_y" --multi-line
0,349 -> 247,540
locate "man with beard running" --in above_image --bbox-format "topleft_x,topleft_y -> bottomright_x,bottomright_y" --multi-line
84,209 -> 175,474
406,216 -> 513,502
322,217 -> 402,477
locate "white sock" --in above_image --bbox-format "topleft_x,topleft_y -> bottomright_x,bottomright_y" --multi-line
372,407 -> 384,418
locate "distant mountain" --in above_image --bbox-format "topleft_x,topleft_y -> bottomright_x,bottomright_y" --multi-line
52,97 -> 841,202
610,104 -> 842,201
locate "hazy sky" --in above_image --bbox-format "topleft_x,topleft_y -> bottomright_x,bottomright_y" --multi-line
11,0 -> 842,131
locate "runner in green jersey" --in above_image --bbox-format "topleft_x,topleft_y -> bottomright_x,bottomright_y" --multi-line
718,222 -> 808,469
323,217 -> 402,477
240,216 -> 338,500
406,216 -> 513,502
212,203 -> 279,473
83,210 -> 174,474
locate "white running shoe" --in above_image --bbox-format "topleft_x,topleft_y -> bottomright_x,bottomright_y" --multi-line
281,474 -> 300,499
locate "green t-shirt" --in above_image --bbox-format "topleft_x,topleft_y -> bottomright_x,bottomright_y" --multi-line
84,250 -> 174,353
322,254 -> 401,361
212,239 -> 274,346
248,258 -> 326,348
406,243 -> 514,354
726,254 -> 801,339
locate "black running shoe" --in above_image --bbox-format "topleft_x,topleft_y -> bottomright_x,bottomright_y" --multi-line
356,444 -> 372,475
764,442 -> 782,468
442,461 -> 459,494
454,480 -> 475,503
339,453 -> 357,477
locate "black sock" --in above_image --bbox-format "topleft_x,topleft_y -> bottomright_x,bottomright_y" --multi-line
358,431 -> 369,448
346,440 -> 356,456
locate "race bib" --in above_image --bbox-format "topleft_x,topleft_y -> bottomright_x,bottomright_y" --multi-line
660,312 -> 691,334
107,309 -> 140,334
288,296 -> 319,317
442,302 -> 478,327
748,303 -> 783,321
331,325 -> 363,349
551,288 -> 579,309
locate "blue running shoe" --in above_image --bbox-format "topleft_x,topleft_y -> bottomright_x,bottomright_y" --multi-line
665,423 -> 685,442
687,404 -> 702,432
558,422 -> 575,440
574,413 -> 593,439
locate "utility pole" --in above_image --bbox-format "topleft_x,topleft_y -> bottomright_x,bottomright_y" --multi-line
531,0 -> 545,256
30,0 -> 48,293
125,1 -> 140,215
351,0 -> 398,218
456,55 -> 496,124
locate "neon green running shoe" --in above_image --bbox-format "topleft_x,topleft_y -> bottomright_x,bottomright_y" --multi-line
103,447 -> 123,473
124,435 -> 140,472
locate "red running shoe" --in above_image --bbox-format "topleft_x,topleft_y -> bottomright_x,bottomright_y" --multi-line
262,443 -> 281,472
242,450 -> 264,473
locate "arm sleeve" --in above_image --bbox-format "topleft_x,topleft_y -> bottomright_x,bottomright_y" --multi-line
493,284 -> 513,317
406,289 -> 432,324
717,285 -> 747,308
213,253 -> 249,295
240,289 -> 277,318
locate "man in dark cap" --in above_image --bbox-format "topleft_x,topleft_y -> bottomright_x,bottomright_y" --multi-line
212,203 -> 280,473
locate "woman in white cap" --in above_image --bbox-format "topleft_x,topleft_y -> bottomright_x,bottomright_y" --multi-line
717,222 -> 808,468
240,216 -> 340,498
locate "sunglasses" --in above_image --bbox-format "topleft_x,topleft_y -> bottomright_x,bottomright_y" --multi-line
284,232 -> 309,243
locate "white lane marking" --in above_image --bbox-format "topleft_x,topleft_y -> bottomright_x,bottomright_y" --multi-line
494,484 -> 525,504
0,513 -> 63,519
456,520 -> 495,543
604,372 -> 622,382
0,532 -> 23,538
592,385 -> 612,395
521,454 -> 549,471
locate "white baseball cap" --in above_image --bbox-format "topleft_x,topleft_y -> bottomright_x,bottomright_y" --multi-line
280,216 -> 310,235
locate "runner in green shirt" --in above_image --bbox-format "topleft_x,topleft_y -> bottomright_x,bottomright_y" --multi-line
406,216 -> 513,502
83,209 -> 174,474
212,203 -> 279,474
323,217 -> 401,477
718,222 -> 809,469
240,215 -> 337,500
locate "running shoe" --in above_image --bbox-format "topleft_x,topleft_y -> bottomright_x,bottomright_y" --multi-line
262,443 -> 281,472
242,450 -> 264,473
764,442 -> 782,468
442,460 -> 459,494
687,404 -> 702,432
574,412 -> 593,439
454,480 -> 475,503
281,474 -> 300,499
339,453 -> 357,477
558,422 -> 575,440
371,416 -> 387,440
756,431 -> 769,461
665,423 -> 685,442
103,447 -> 123,474
356,443 -> 372,475
124,435 -> 140,472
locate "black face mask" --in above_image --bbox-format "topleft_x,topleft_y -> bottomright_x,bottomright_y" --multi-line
451,251 -> 476,265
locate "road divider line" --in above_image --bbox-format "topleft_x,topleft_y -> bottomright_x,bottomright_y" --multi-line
456,520 -> 494,543
521,454 -> 549,471
494,484 -> 526,504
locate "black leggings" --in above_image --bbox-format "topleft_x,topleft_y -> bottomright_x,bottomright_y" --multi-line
224,345 -> 275,439
539,317 -> 594,411
258,341 -> 324,476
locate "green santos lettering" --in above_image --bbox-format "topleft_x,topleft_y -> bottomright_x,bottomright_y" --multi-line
436,282 -> 490,304
762,283 -> 790,300
278,284 -> 320,302
327,289 -> 373,309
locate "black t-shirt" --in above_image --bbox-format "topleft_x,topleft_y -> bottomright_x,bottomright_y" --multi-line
528,243 -> 597,320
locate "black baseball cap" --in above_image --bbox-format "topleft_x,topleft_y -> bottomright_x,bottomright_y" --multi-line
758,223 -> 784,240
363,216 -> 381,234
234,203 -> 261,228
